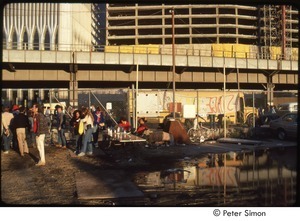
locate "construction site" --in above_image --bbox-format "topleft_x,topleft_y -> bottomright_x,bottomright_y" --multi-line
1,3 -> 299,211
104,4 -> 298,54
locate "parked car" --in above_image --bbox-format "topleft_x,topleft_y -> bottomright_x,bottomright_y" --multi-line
256,113 -> 280,127
276,102 -> 298,116
269,113 -> 297,140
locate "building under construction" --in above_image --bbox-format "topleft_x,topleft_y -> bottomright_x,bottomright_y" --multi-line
104,4 -> 298,58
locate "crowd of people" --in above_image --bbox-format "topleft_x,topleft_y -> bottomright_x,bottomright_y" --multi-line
2,103 -> 50,166
2,103 -> 154,166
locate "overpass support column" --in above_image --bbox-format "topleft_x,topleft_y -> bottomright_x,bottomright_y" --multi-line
266,76 -> 275,107
69,51 -> 78,109
39,89 -> 44,104
69,65 -> 78,109
7,89 -> 13,106
17,89 -> 23,105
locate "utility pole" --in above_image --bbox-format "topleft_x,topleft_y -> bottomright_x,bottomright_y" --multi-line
70,52 -> 78,109
171,8 -> 176,119
223,64 -> 227,138
135,63 -> 139,129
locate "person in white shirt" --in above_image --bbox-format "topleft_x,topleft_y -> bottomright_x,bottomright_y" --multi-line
2,106 -> 14,154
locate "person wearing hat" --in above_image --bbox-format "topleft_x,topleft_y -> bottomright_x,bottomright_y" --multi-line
12,104 -> 19,112
2,106 -> 14,154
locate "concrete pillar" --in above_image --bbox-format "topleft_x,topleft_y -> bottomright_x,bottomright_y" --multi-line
7,89 -> 13,105
39,89 -> 44,101
28,89 -> 34,100
216,6 -> 219,44
267,82 -> 275,106
266,75 -> 275,106
28,89 -> 34,107
69,50 -> 78,108
69,74 -> 78,109
135,4 -> 138,45
17,89 -> 23,104
58,89 -> 68,100
162,4 -> 165,45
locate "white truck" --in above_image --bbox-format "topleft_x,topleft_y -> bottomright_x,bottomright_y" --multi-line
131,90 -> 257,126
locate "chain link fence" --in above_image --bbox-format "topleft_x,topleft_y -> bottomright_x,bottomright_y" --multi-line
2,88 -> 297,110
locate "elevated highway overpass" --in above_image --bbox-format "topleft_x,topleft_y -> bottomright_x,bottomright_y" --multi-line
2,48 -> 298,89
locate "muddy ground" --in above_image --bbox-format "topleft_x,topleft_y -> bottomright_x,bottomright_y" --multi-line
1,140 -> 208,206
2,124 -> 296,206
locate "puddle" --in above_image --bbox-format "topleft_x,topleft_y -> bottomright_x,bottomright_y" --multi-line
132,147 -> 297,206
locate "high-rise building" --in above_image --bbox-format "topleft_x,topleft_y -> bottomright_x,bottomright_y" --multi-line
2,3 -> 92,51
105,4 -> 298,54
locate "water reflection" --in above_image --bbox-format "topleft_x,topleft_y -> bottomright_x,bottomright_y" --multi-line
134,147 -> 297,206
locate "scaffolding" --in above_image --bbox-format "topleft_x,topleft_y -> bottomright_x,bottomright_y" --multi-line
260,5 -> 298,59
104,4 -> 298,60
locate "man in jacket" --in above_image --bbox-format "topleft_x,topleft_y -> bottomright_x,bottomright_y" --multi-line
11,106 -> 31,156
55,105 -> 67,148
32,103 -> 49,166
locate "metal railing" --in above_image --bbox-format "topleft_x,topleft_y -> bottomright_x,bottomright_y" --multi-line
2,42 -> 299,61
2,42 -> 94,52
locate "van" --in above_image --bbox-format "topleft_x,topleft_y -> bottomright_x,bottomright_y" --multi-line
277,102 -> 298,116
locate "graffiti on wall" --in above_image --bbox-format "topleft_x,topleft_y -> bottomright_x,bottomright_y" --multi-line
198,94 -> 239,116
158,91 -> 239,115
197,167 -> 240,187
136,90 -> 240,117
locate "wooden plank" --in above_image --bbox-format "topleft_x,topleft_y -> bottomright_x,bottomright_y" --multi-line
217,138 -> 263,145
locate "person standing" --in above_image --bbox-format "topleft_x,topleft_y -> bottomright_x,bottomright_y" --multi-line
92,106 -> 105,148
77,107 -> 94,157
27,109 -> 36,148
32,103 -> 49,166
1,106 -> 14,154
11,106 -> 31,157
11,104 -> 20,151
70,110 -> 83,154
56,105 -> 67,148
271,105 -> 276,114
44,107 -> 52,145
